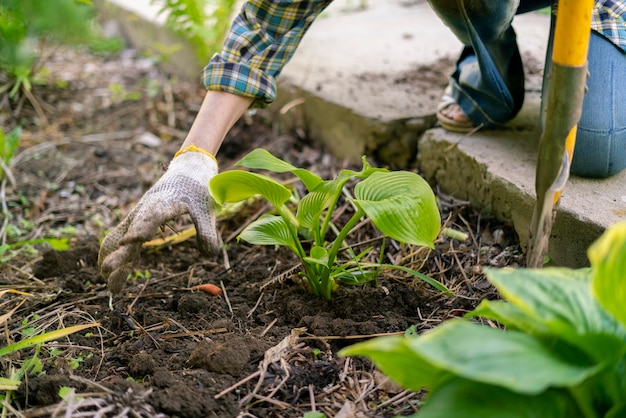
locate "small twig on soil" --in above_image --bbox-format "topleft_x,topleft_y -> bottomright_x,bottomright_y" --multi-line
159,327 -> 228,340
214,370 -> 262,399
21,86 -> 48,125
353,370 -> 376,406
247,291 -> 265,318
246,393 -> 291,410
1,399 -> 24,417
164,317 -> 204,342
300,331 -> 405,341
121,313 -> 161,350
449,241 -> 472,293
308,384 -> 317,412
259,318 -> 277,337
127,273 -> 152,313
374,390 -> 417,412
457,212 -> 478,245
3,263 -> 48,286
220,280 -> 233,316
222,245 -> 231,271
149,270 -> 189,287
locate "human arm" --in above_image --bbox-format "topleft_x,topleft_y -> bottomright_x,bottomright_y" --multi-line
98,92 -> 251,294
98,0 -> 332,294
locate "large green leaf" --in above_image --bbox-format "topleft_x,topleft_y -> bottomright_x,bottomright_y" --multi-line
339,335 -> 446,391
417,378 -> 583,418
468,299 -> 550,334
236,148 -> 323,191
238,215 -> 298,253
484,267 -> 626,361
341,319 -> 599,396
405,319 -> 600,395
352,171 -> 440,248
590,221 -> 626,328
296,189 -> 334,229
210,170 -> 291,208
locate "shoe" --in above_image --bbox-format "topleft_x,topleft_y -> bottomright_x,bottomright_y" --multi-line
436,87 -> 477,133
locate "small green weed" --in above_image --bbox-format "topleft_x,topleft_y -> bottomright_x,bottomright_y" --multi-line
68,352 -> 93,370
303,412 -> 326,418
0,236 -> 69,264
58,386 -> 82,402
0,126 -> 21,182
131,270 -> 152,281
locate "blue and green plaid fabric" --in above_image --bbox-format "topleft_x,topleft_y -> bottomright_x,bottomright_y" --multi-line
593,0 -> 626,52
202,0 -> 626,108
202,0 -> 332,108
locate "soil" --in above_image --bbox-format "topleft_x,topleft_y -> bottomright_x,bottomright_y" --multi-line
1,45 -> 524,418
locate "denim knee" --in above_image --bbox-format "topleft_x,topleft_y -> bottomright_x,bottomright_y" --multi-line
570,32 -> 626,178
572,127 -> 626,178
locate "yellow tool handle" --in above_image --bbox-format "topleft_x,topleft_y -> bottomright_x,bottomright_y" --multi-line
552,0 -> 594,66
551,0 -> 593,203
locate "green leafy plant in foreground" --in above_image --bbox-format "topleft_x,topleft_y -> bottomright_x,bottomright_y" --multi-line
341,221 -> 626,417
210,148 -> 444,299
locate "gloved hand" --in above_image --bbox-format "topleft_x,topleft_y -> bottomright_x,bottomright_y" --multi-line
98,145 -> 220,294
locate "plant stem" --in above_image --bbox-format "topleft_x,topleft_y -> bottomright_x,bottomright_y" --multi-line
327,209 -> 365,268
568,385 -> 598,418
277,206 -> 307,261
276,206 -> 322,296
320,185 -> 348,240
319,209 -> 366,298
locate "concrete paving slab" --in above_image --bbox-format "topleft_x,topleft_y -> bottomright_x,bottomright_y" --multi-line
419,117 -> 626,268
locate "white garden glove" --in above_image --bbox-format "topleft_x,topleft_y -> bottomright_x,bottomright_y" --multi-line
99,146 -> 220,294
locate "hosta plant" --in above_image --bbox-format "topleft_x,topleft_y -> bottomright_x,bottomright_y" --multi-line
341,221 -> 626,417
209,148 -> 443,299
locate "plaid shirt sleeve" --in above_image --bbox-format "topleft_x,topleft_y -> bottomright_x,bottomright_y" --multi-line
202,0 -> 333,108
592,0 -> 626,52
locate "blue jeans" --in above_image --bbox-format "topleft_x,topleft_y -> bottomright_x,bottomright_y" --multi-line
428,0 -> 626,178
